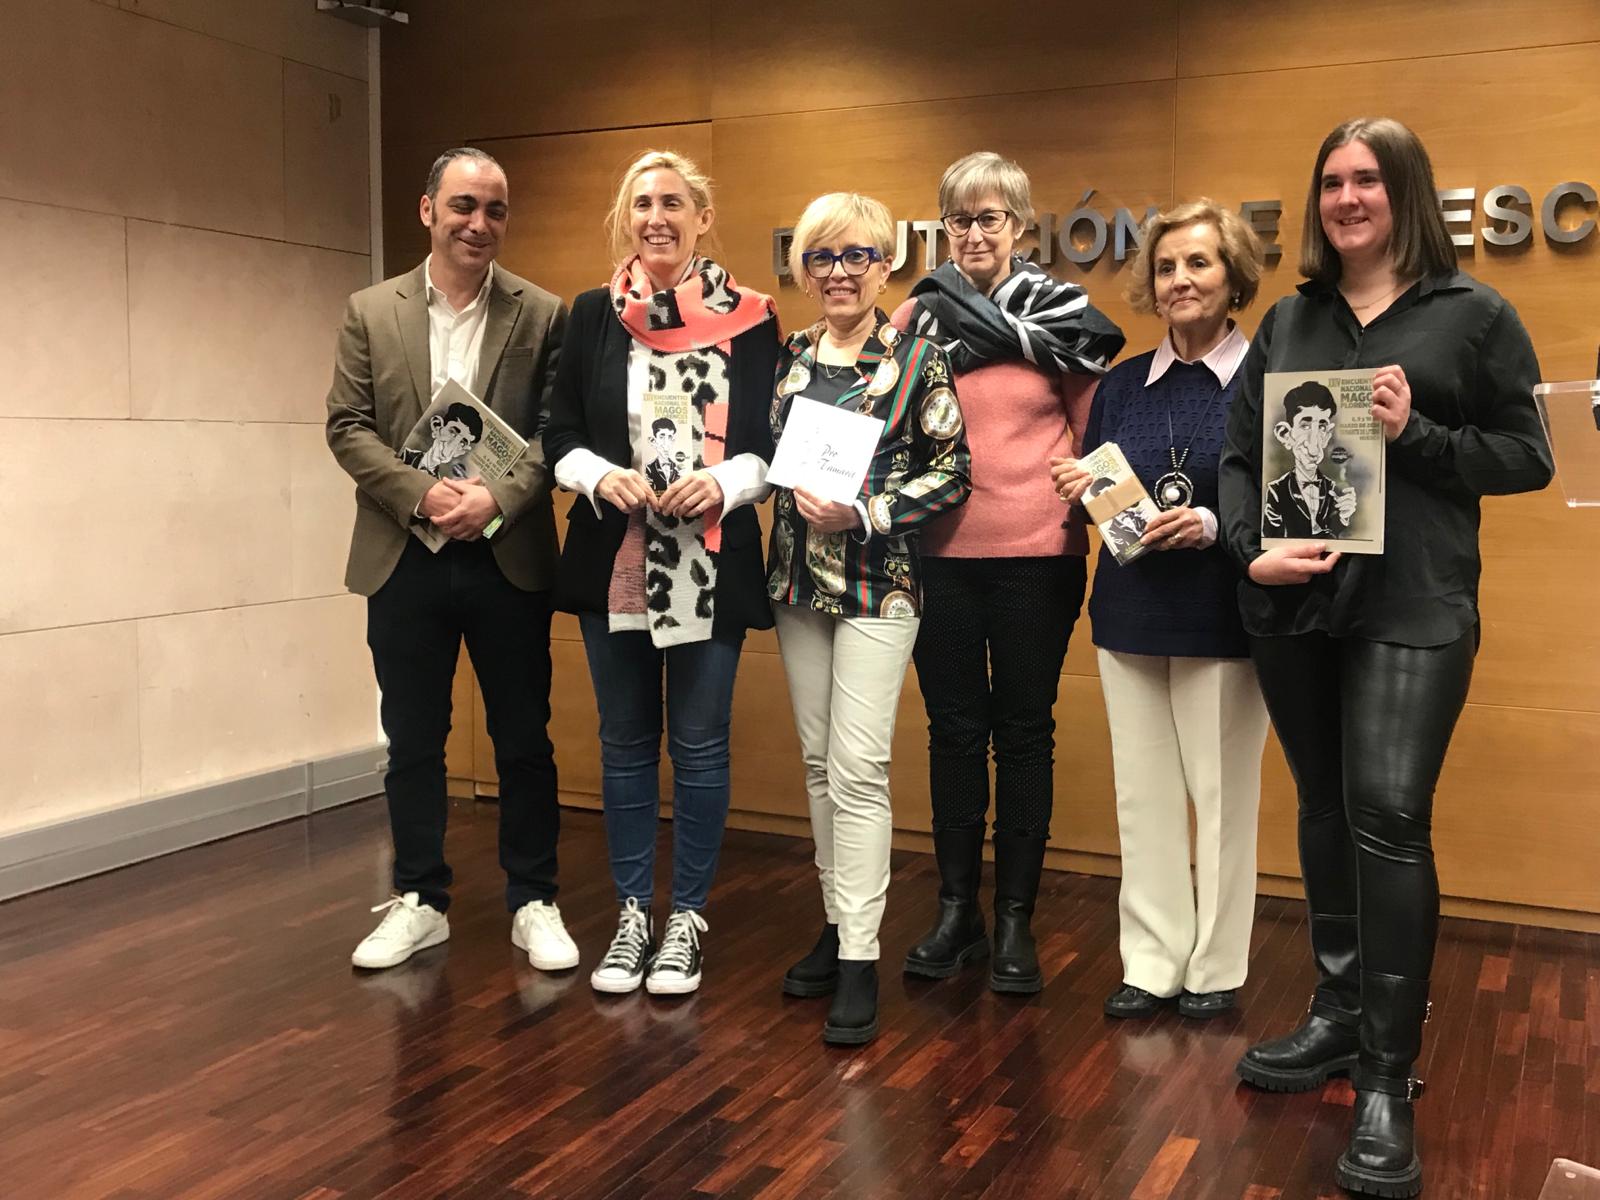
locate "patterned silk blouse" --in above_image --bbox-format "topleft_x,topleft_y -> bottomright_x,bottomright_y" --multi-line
766,312 -> 972,619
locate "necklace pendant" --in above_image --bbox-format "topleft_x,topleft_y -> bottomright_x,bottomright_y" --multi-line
1154,470 -> 1193,511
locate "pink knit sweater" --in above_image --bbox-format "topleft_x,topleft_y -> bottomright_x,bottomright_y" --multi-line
891,300 -> 1095,558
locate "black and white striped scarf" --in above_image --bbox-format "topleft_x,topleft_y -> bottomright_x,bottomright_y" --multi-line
908,256 -> 1124,376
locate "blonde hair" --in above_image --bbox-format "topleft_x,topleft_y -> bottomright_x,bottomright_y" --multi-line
937,150 -> 1034,227
787,192 -> 896,284
1125,199 -> 1265,316
604,149 -> 714,264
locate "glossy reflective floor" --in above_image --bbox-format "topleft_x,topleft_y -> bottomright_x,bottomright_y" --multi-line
1,798 -> 1595,1199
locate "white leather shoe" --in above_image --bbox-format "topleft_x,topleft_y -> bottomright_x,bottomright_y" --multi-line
352,892 -> 449,969
512,899 -> 580,971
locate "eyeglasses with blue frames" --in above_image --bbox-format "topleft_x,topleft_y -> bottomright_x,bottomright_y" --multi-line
801,246 -> 883,278
940,209 -> 1013,237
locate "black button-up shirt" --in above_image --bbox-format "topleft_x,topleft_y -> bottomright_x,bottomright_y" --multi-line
1219,270 -> 1554,647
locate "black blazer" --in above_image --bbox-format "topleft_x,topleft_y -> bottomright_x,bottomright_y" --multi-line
544,287 -> 782,634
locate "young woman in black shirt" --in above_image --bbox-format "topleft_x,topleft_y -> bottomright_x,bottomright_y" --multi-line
1218,117 -> 1553,1199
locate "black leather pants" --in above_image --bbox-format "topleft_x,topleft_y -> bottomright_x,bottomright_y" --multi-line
1249,630 -> 1475,981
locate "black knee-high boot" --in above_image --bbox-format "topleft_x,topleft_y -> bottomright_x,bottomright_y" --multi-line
1334,971 -> 1429,1198
989,830 -> 1046,993
903,827 -> 988,978
1237,911 -> 1361,1090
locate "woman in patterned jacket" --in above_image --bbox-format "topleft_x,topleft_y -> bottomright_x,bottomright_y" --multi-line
769,191 -> 971,1046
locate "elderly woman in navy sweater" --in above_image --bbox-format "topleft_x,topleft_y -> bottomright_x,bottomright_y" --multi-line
1052,199 -> 1269,1020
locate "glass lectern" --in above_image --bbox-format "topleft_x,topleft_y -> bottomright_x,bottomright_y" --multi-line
1534,379 -> 1600,507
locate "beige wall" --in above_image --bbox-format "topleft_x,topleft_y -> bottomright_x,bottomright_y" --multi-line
0,0 -> 378,834
381,1 -> 1600,927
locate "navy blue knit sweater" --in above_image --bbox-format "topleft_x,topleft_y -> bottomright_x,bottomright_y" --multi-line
1084,351 -> 1249,659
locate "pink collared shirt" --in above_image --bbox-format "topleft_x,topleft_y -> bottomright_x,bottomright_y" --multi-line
1146,322 -> 1250,389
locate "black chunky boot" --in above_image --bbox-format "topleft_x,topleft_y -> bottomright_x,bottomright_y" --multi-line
1335,972 -> 1430,1198
822,960 -> 879,1045
782,922 -> 839,997
989,830 -> 1046,994
1238,912 -> 1361,1091
903,827 -> 989,979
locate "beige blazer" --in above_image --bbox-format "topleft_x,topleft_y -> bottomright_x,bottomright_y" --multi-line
326,261 -> 567,596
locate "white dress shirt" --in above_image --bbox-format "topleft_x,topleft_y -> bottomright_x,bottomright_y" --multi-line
1141,322 -> 1251,549
425,255 -> 493,399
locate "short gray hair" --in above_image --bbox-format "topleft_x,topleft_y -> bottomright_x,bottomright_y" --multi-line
424,147 -> 505,204
937,151 -> 1034,227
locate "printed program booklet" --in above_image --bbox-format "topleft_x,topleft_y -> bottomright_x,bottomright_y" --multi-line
641,391 -> 694,493
399,379 -> 526,551
1260,368 -> 1385,554
1078,441 -> 1162,566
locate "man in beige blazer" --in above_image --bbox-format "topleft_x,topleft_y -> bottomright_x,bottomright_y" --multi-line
327,147 -> 577,973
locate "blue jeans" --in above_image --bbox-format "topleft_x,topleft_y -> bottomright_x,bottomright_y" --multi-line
578,613 -> 745,913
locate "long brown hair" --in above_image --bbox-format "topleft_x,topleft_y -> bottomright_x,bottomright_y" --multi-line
1298,117 -> 1455,284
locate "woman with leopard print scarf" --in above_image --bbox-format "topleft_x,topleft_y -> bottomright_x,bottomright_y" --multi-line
547,150 -> 781,1000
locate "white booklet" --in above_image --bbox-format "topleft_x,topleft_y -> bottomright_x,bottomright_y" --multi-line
1260,368 -> 1385,554
766,395 -> 883,505
399,378 -> 527,551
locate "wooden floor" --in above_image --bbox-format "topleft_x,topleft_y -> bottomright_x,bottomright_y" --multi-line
2,800 -> 1596,1200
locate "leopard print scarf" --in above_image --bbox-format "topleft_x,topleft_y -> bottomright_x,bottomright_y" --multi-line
606,257 -> 774,647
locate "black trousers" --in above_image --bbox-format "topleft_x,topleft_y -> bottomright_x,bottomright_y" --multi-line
912,555 -> 1086,837
367,537 -> 559,913
1249,629 -> 1476,980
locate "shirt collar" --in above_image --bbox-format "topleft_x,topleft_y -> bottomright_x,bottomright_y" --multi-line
1295,268 -> 1471,300
424,255 -> 493,313
1145,321 -> 1249,388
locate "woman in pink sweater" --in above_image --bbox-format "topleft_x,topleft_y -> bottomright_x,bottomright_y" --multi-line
892,151 -> 1124,993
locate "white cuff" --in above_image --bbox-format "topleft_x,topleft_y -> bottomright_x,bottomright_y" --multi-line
851,500 -> 872,542
1194,505 -> 1219,550
705,452 -> 770,514
554,447 -> 623,519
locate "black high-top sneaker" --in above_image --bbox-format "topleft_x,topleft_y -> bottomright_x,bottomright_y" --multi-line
589,898 -> 654,994
646,909 -> 707,996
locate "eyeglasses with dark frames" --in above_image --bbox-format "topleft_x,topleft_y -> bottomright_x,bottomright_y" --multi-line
801,246 -> 883,278
940,209 -> 1013,237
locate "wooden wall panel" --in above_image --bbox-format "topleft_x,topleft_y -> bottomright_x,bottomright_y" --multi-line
380,1 -> 713,145
1178,0 -> 1600,77
712,80 -> 1178,344
709,0 -> 1179,119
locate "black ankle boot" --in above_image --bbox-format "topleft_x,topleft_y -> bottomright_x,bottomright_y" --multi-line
903,827 -> 988,979
823,960 -> 878,1045
1238,912 -> 1362,1091
1335,972 -> 1429,1198
989,830 -> 1046,994
782,922 -> 839,997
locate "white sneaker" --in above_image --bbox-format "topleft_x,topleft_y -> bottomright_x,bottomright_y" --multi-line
590,898 -> 654,994
351,892 -> 449,969
646,909 -> 707,996
511,899 -> 580,971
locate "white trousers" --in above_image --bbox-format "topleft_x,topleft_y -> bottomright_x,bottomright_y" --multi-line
774,605 -> 919,961
1097,649 -> 1269,996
